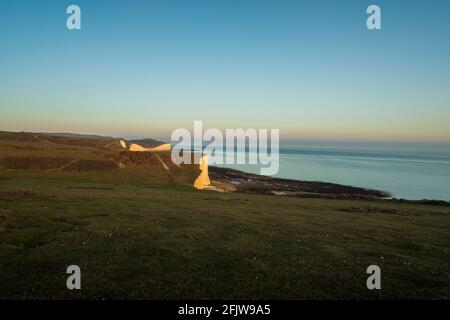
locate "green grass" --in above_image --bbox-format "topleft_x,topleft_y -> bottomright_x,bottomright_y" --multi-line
1,171 -> 450,299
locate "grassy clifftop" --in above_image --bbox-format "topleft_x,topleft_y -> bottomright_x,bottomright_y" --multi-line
0,131 -> 199,187
1,131 -> 449,299
1,172 -> 449,299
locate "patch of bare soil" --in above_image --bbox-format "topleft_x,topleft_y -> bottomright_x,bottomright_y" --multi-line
0,156 -> 71,170
0,132 -> 41,142
62,159 -> 118,171
0,156 -> 118,172
119,151 -> 160,166
0,144 -> 40,150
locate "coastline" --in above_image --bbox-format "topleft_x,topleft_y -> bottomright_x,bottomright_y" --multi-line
209,165 -> 390,199
209,166 -> 450,205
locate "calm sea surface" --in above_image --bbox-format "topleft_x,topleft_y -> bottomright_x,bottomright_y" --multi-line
215,142 -> 450,201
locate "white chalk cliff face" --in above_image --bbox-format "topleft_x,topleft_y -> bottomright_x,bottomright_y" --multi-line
119,140 -> 210,190
194,155 -> 211,189
128,143 -> 171,152
147,143 -> 171,151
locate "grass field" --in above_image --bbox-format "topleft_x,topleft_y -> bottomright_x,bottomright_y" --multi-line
1,132 -> 449,299
1,170 -> 449,299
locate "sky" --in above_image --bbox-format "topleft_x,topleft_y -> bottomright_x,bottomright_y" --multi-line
1,0 -> 450,142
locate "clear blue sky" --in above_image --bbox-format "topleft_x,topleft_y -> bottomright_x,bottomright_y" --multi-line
1,0 -> 449,142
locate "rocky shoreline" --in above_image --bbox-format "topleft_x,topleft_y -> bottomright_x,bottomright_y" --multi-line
209,166 -> 391,199
209,166 -> 450,205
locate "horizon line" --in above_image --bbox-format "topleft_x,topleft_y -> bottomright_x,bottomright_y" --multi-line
2,129 -> 450,146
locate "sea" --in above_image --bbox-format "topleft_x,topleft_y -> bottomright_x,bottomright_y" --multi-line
213,141 -> 450,201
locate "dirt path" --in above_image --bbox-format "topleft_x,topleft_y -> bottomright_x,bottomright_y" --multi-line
153,153 -> 176,185
154,154 -> 170,172
56,159 -> 79,171
34,135 -> 55,144
103,141 -> 120,149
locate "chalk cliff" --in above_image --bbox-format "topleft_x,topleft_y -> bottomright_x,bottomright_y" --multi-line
194,155 -> 211,189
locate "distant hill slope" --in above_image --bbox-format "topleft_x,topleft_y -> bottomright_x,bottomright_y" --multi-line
0,131 -> 116,147
40,132 -> 115,140
0,131 -> 168,149
0,130 -> 199,188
